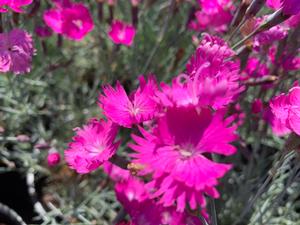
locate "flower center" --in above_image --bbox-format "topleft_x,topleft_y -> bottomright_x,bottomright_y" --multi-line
177,143 -> 196,159
72,20 -> 83,29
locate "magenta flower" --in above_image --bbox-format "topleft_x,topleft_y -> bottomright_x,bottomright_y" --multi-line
102,162 -> 131,182
254,23 -> 287,47
266,0 -> 282,9
243,57 -> 269,79
0,0 -> 32,13
270,86 -> 300,136
174,35 -> 244,109
129,106 -> 237,212
0,29 -> 34,75
115,176 -> 203,224
35,26 -> 53,38
189,0 -> 234,33
47,152 -> 61,167
65,119 -> 120,174
268,46 -> 300,71
108,20 -> 136,46
99,76 -> 158,128
252,99 -> 263,114
43,0 -> 94,41
282,0 -> 300,15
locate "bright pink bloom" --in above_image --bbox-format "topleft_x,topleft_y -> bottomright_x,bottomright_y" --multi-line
254,22 -> 287,46
266,0 -> 282,9
270,86 -> 300,136
43,0 -> 94,40
252,99 -> 263,114
102,162 -> 131,182
243,57 -> 269,78
47,152 -> 61,166
0,29 -> 34,75
99,76 -> 158,128
108,20 -> 136,46
189,0 -> 234,33
282,0 -> 300,15
115,176 -> 203,224
35,26 -> 53,38
286,13 -> 300,27
129,106 -> 237,212
163,35 -> 244,109
65,119 -> 120,174
0,0 -> 32,13
268,46 -> 300,71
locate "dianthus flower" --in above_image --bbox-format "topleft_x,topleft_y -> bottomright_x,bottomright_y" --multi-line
0,0 -> 32,13
98,75 -> 158,128
270,86 -> 300,136
43,0 -> 94,40
189,0 -> 234,33
129,106 -> 237,212
108,20 -> 136,46
243,57 -> 269,79
268,46 -> 300,71
115,176 -> 203,224
47,151 -> 61,167
102,162 -> 131,182
65,119 -> 120,174
281,0 -> 300,15
161,35 -> 243,109
0,29 -> 34,75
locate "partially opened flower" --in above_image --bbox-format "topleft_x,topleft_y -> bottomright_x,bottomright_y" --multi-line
0,29 -> 35,75
108,20 -> 136,46
43,0 -> 94,40
270,86 -> 300,136
47,151 -> 61,167
115,176 -> 203,224
65,119 -> 120,174
0,0 -> 33,13
99,75 -> 158,128
129,106 -> 237,212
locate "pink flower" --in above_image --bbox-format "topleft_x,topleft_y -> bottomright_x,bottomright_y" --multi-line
254,23 -> 287,46
164,35 -> 244,109
43,0 -> 94,40
102,162 -> 131,182
270,86 -> 300,136
266,0 -> 282,9
282,0 -> 300,15
252,99 -> 263,114
98,76 -> 158,128
0,0 -> 33,13
268,46 -> 300,71
129,106 -> 237,212
108,20 -> 136,46
47,152 -> 61,167
115,176 -> 203,224
286,13 -> 300,27
65,119 -> 120,174
0,29 -> 34,75
243,57 -> 269,78
190,0 -> 234,33
35,26 -> 53,38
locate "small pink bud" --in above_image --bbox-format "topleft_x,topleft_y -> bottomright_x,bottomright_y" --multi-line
251,98 -> 263,114
16,134 -> 30,142
47,152 -> 61,167
131,0 -> 139,6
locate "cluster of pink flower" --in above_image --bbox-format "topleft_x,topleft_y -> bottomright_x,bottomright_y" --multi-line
65,34 -> 243,223
0,0 -> 137,74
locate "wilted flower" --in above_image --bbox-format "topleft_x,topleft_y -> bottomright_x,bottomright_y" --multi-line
270,86 -> 300,136
0,29 -> 35,75
129,106 -> 237,212
65,119 -> 120,174
108,20 -> 136,46
0,0 -> 33,13
43,0 -> 94,40
99,76 -> 158,128
47,151 -> 61,167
